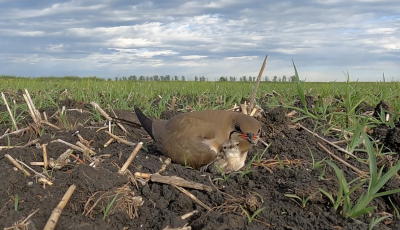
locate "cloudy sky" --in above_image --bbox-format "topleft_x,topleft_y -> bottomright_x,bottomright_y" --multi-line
0,0 -> 399,81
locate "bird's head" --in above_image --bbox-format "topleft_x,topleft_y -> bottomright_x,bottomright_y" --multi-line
229,114 -> 262,146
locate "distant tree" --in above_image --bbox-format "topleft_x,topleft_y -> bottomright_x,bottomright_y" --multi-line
278,77 -> 282,82
273,76 -> 277,82
146,76 -> 149,81
165,75 -> 171,81
153,75 -> 159,81
149,76 -> 154,81
199,76 -> 206,81
174,75 -> 178,81
139,75 -> 145,81
160,75 -> 164,81
181,76 -> 185,81
229,76 -> 236,81
242,76 -> 247,82
115,76 -> 119,81
290,75 -> 296,82
264,76 -> 270,82
252,77 -> 256,82
282,75 -> 287,82
219,76 -> 228,81
122,76 -> 127,81
194,76 -> 198,81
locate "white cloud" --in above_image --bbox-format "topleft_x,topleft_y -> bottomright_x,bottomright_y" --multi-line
0,0 -> 399,81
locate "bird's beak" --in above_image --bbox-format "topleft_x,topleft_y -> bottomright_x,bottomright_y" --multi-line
239,133 -> 258,144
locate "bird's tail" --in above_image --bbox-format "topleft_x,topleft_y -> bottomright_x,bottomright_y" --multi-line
134,105 -> 155,140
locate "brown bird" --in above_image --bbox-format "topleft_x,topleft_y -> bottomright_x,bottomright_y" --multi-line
134,106 -> 262,170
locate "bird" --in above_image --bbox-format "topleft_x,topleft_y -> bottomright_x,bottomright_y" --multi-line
202,139 -> 243,174
134,106 -> 262,170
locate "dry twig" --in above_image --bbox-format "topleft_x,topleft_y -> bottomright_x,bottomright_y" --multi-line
317,142 -> 368,177
298,123 -> 357,159
172,185 -> 211,211
1,92 -> 18,130
119,142 -> 143,174
43,184 -> 76,230
105,131 -> 136,146
248,54 -> 268,113
5,154 -> 31,176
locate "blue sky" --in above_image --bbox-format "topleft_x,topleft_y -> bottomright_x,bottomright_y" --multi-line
0,0 -> 399,81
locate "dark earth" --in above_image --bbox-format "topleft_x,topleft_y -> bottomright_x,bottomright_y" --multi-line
1,96 -> 400,230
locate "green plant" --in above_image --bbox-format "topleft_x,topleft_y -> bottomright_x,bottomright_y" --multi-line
255,144 -> 270,164
388,197 -> 399,218
212,164 -> 231,182
284,191 -> 318,208
276,156 -> 284,169
239,205 -> 265,224
368,215 -> 391,230
317,165 -> 326,181
238,154 -> 257,177
103,191 -> 120,220
308,145 -> 325,169
285,61 -> 318,121
14,194 -> 18,211
320,128 -> 400,218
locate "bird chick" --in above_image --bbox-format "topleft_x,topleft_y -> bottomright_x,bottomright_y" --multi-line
206,140 -> 244,174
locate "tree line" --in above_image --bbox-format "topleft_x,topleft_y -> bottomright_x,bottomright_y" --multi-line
115,75 -> 295,82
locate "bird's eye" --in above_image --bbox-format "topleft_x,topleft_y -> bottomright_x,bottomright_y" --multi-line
234,124 -> 241,132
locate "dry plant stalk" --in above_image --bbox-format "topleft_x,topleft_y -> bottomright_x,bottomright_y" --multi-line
0,127 -> 30,140
248,54 -> 268,113
157,158 -> 171,174
91,101 -> 112,133
41,120 -> 61,130
249,108 -> 258,117
14,159 -> 53,185
172,185 -> 211,211
298,123 -> 357,159
48,149 -> 73,170
240,103 -> 248,115
108,104 -> 129,134
317,142 -> 368,177
163,224 -> 191,230
43,184 -> 76,230
3,208 -> 39,230
252,155 -> 302,173
170,96 -> 176,111
51,139 -> 84,152
42,143 -> 48,169
104,138 -> 115,147
23,89 -> 42,126
91,102 -> 112,121
83,185 -> 143,220
5,154 -> 31,176
66,151 -> 84,164
105,131 -> 136,146
0,139 -> 39,149
76,141 -> 96,155
181,210 -> 198,220
134,172 -> 213,192
119,142 -> 143,174
1,92 -> 18,130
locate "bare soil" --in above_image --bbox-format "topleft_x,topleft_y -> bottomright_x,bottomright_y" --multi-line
1,97 -> 400,230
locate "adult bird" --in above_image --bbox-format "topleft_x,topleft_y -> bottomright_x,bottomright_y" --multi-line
134,106 -> 262,171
